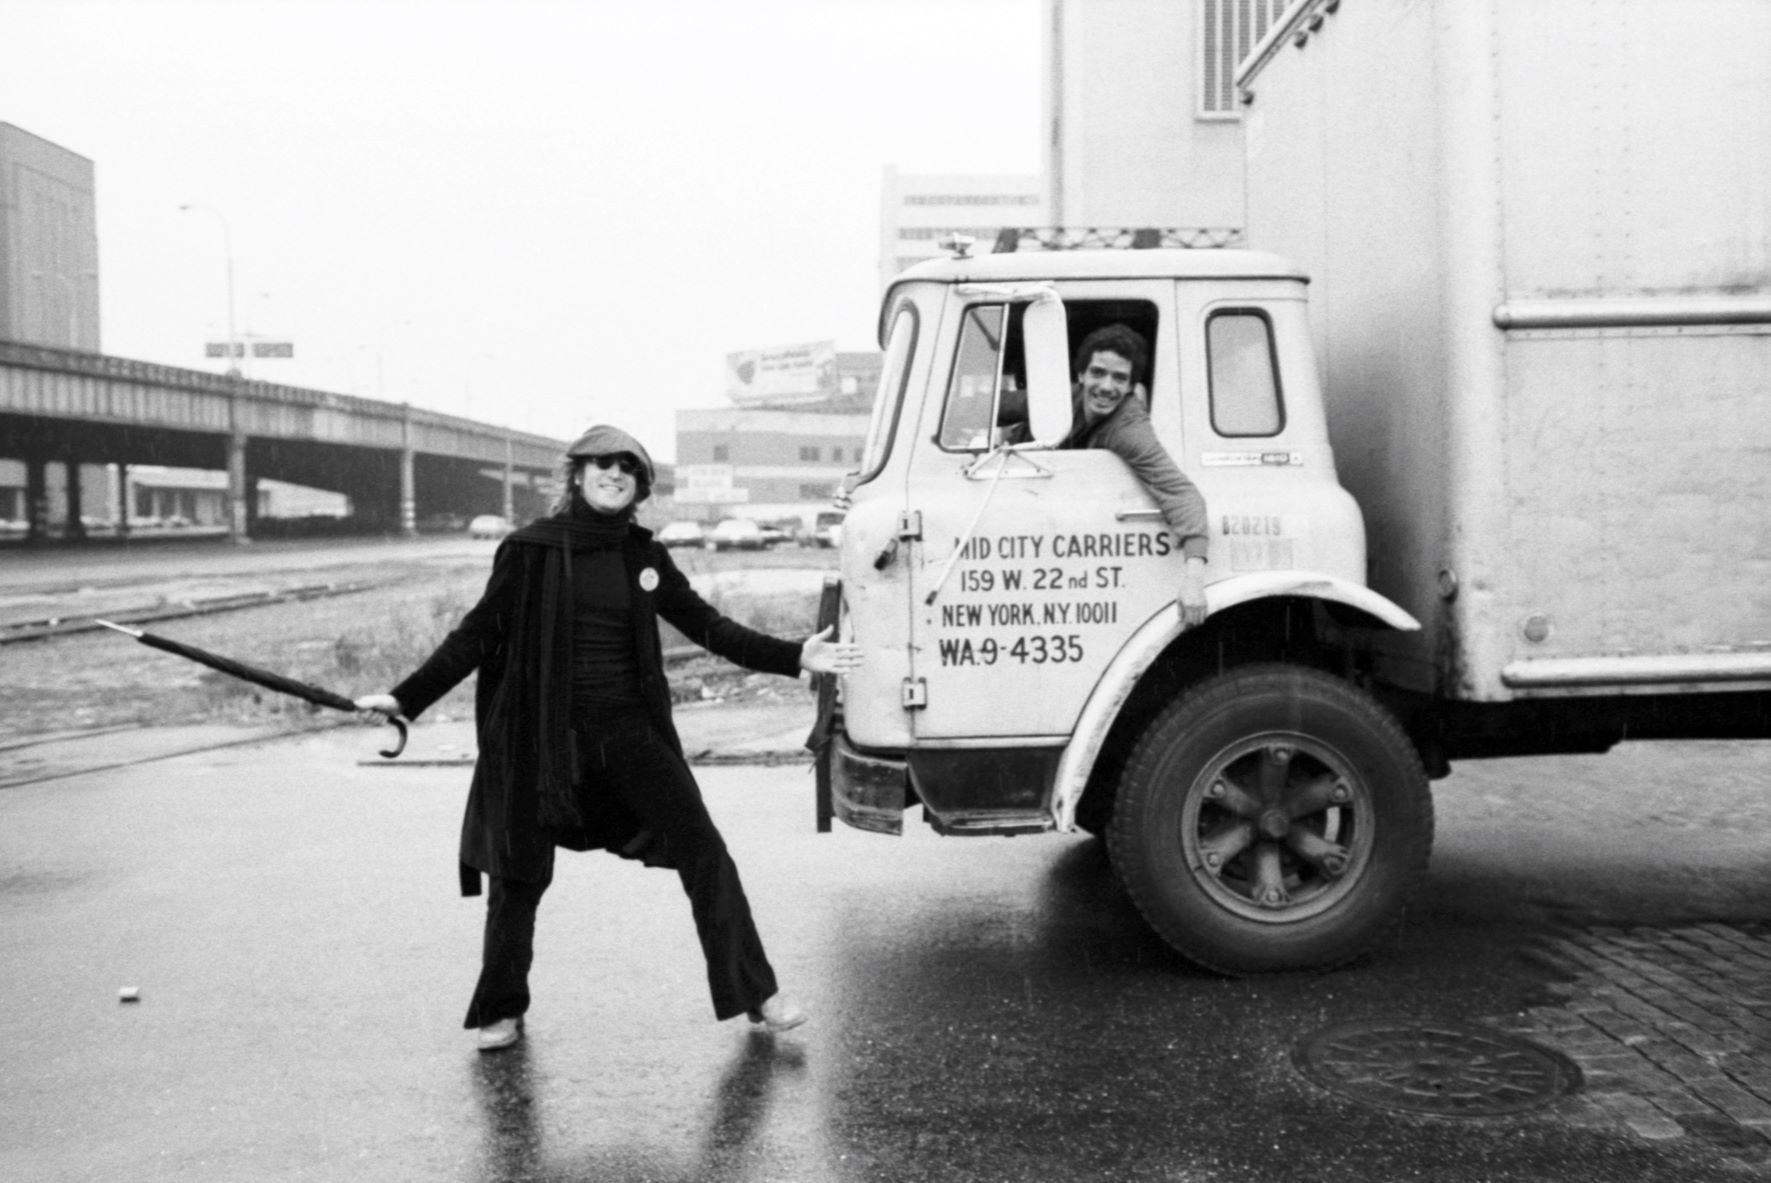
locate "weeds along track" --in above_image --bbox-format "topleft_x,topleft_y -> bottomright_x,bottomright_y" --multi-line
0,547 -> 828,745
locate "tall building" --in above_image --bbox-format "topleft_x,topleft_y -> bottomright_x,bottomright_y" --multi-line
1043,0 -> 1286,230
878,168 -> 1047,292
0,124 -> 100,351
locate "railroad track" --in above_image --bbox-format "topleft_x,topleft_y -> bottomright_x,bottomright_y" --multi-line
0,580 -> 382,644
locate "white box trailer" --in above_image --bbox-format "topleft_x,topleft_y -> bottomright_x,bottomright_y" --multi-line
1240,0 -> 1771,749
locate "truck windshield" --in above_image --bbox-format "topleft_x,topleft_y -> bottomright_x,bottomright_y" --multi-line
856,303 -> 918,482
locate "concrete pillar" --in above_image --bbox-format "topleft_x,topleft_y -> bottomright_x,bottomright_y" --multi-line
399,403 -> 417,538
117,461 -> 131,537
64,457 -> 86,541
226,432 -> 249,542
503,435 -> 515,522
25,457 -> 48,543
226,386 -> 250,543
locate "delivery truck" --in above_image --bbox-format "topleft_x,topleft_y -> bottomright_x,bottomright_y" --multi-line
812,0 -> 1771,974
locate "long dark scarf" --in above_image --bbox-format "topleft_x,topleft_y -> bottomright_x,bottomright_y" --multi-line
504,503 -> 635,835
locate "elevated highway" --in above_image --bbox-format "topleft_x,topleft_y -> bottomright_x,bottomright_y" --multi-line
0,339 -> 567,541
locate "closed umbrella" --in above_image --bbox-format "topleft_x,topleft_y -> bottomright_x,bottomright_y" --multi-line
95,620 -> 407,757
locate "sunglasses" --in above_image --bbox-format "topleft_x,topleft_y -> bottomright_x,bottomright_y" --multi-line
586,454 -> 641,476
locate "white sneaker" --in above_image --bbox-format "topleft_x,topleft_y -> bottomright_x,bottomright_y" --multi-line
750,993 -> 808,1033
477,1016 -> 523,1052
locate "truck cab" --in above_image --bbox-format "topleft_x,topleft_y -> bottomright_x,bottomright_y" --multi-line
819,247 -> 1430,974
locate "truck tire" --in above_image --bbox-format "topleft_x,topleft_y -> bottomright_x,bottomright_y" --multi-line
1107,664 -> 1433,974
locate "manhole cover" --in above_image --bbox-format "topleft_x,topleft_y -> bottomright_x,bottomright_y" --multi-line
1294,1019 -> 1582,1117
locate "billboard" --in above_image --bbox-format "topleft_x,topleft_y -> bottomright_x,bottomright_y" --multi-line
206,341 -> 294,358
676,486 -> 750,505
674,462 -> 750,504
678,464 -> 736,491
725,340 -> 837,405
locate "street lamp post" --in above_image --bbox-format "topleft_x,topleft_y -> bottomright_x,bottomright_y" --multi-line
178,203 -> 239,377
180,203 -> 250,544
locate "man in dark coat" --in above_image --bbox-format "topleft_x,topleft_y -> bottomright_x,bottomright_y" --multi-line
358,424 -> 859,1051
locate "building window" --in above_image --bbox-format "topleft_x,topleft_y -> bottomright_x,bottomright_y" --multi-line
830,447 -> 843,462
799,483 -> 831,500
712,445 -> 729,462
1200,0 -> 1286,118
799,446 -> 821,462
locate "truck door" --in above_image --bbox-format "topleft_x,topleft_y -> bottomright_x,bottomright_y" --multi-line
905,281 -> 1192,747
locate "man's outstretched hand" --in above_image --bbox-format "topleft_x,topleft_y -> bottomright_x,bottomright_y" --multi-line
800,625 -> 862,675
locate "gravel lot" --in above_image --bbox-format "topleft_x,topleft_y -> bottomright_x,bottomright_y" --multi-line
0,539 -> 834,742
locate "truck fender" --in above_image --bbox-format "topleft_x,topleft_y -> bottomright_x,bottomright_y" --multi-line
1049,571 -> 1420,832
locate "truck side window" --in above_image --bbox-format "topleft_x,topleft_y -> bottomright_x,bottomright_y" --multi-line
1207,310 -> 1284,436
938,304 -> 1008,451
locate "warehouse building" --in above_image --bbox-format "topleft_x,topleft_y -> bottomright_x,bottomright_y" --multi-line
673,346 -> 878,529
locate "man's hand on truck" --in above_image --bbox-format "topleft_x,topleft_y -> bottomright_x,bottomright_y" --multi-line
1179,555 -> 1208,628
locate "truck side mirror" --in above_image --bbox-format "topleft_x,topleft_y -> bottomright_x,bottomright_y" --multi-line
1022,292 -> 1072,446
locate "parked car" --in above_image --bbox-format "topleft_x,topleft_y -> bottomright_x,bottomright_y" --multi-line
468,514 -> 514,540
418,512 -> 469,534
658,520 -> 707,548
708,518 -> 766,551
813,511 -> 844,549
756,518 -> 802,548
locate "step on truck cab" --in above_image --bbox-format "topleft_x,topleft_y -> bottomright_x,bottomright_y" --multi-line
816,245 -> 1433,974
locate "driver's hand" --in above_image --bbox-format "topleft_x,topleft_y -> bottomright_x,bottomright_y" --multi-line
1178,559 -> 1208,628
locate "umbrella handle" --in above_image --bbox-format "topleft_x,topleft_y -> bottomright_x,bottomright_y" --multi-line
378,715 -> 409,760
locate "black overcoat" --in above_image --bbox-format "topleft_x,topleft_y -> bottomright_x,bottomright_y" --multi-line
390,519 -> 804,896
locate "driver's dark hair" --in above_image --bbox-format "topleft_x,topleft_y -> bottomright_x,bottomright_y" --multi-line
1072,323 -> 1149,387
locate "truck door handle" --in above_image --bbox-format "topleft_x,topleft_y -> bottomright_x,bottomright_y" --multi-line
1115,509 -> 1164,522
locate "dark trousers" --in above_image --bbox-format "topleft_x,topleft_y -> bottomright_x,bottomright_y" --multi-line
463,713 -> 778,1027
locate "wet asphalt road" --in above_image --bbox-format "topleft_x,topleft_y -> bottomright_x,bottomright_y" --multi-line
1,723 -> 1768,1182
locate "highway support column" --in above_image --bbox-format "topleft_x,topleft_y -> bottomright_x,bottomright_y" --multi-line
63,455 -> 86,541
226,432 -> 248,542
116,461 -> 131,538
24,456 -> 47,544
225,382 -> 250,544
400,403 -> 417,538
503,434 -> 515,522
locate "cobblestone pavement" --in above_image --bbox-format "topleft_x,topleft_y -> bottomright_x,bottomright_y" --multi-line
1498,922 -> 1771,1166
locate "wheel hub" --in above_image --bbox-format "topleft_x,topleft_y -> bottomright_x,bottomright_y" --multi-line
1179,731 -> 1373,924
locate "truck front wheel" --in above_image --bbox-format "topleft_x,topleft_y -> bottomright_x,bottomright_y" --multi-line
1107,664 -> 1433,974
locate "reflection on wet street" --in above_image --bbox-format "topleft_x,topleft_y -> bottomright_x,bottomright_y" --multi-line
1,728 -> 1766,1181
468,1031 -> 809,1183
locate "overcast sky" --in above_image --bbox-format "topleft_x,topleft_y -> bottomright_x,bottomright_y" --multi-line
3,0 -> 1044,460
